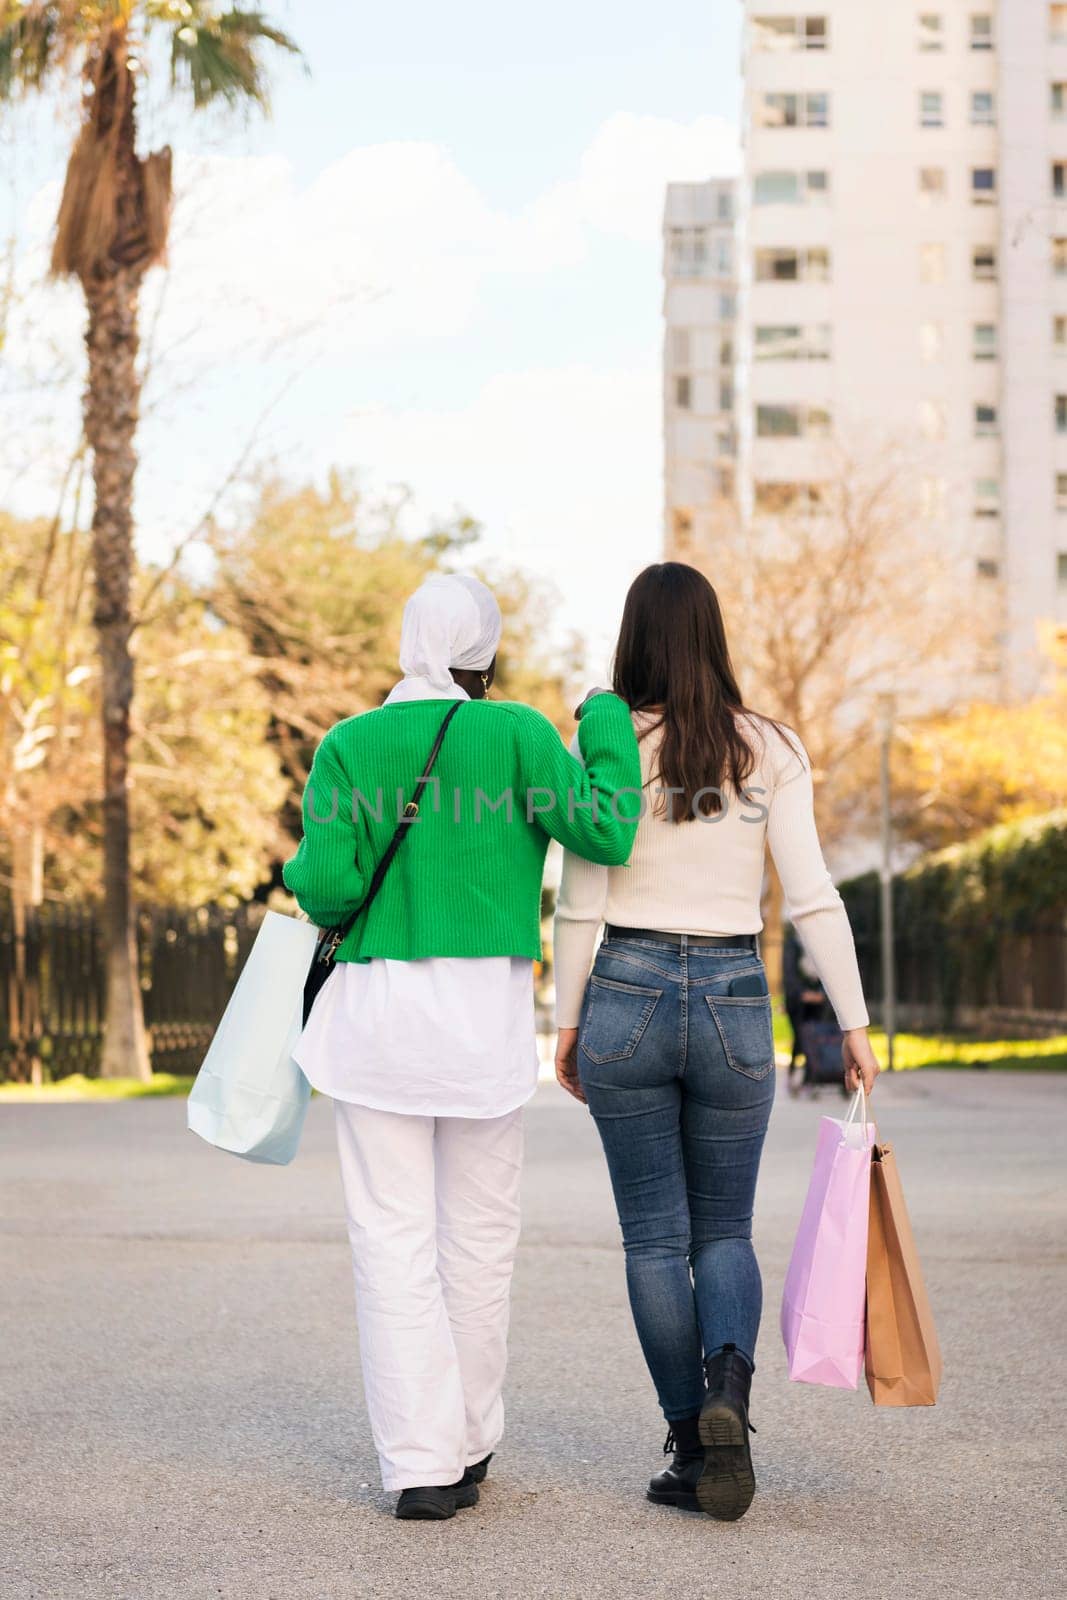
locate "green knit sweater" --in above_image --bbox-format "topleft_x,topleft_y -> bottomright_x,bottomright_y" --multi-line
281,694 -> 641,962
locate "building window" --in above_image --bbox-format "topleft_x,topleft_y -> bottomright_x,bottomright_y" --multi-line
1056,163 -> 1067,199
719,335 -> 734,365
918,13 -> 943,50
920,242 -> 947,283
719,291 -> 736,321
971,91 -> 995,125
973,322 -> 997,360
755,481 -> 826,513
1054,82 -> 1067,118
976,559 -> 999,579
713,237 -> 733,275
975,402 -> 998,435
920,476 -> 947,519
715,188 -> 733,223
973,244 -> 997,280
1057,395 -> 1067,432
670,508 -> 694,547
755,403 -> 831,438
755,91 -> 831,128
1058,552 -> 1067,586
1053,5 -> 1067,41
1055,238 -> 1067,276
974,478 -> 999,517
719,379 -> 734,412
970,13 -> 994,49
674,375 -> 692,410
752,15 -> 829,51
920,91 -> 944,128
919,166 -> 946,203
754,323 -> 832,360
1057,471 -> 1067,508
668,226 -> 709,278
1055,314 -> 1067,350
754,246 -> 831,282
972,167 -> 996,204
920,321 -> 943,361
920,400 -> 946,440
669,329 -> 690,368
752,168 -> 831,205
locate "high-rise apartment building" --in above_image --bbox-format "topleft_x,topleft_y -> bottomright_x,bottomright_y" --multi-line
665,2 -> 1067,689
662,179 -> 738,557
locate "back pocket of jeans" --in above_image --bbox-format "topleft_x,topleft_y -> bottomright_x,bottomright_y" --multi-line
705,995 -> 775,1080
580,976 -> 662,1064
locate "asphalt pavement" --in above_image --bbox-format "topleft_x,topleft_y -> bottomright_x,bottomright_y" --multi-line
2,1068 -> 1065,1600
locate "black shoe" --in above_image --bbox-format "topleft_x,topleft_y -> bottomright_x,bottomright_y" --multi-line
395,1474 -> 479,1521
467,1452 -> 493,1484
647,1416 -> 704,1511
697,1343 -> 756,1522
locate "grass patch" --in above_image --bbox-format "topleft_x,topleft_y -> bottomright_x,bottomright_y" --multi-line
0,1073 -> 194,1102
772,995 -> 1066,1071
3,1015 -> 1065,1100
870,1031 -> 1067,1072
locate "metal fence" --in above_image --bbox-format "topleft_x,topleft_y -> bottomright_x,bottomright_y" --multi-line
0,900 -> 267,1082
848,915 -> 1067,1036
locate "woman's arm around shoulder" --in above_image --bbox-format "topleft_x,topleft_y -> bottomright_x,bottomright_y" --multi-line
513,693 -> 641,866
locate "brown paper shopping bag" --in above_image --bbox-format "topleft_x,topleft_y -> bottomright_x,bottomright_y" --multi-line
865,1142 -> 943,1406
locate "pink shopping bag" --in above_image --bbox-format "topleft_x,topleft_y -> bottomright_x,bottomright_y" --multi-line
780,1088 -> 876,1388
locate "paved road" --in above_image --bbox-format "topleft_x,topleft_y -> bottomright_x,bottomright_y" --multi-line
2,1069 -> 1065,1600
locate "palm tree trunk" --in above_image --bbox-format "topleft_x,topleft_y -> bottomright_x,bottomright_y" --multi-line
84,268 -> 150,1081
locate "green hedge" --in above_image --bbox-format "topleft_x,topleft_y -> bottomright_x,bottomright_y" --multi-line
838,810 -> 1067,1023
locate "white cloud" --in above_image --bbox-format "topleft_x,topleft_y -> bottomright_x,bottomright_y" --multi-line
4,109 -> 737,649
526,112 -> 740,247
333,362 -> 665,667
8,110 -> 737,365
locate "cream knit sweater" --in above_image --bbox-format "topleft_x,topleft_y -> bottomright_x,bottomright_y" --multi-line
553,711 -> 869,1031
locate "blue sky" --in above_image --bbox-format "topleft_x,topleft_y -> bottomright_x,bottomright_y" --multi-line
1,1 -> 741,670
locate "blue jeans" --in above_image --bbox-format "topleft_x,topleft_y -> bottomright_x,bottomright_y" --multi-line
577,933 -> 776,1423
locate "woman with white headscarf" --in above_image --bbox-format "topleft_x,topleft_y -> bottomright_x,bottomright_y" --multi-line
283,573 -> 640,1520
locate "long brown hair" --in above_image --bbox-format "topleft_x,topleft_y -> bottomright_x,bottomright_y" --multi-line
612,562 -> 766,822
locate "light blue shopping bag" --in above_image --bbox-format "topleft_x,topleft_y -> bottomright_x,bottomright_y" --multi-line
187,910 -> 318,1165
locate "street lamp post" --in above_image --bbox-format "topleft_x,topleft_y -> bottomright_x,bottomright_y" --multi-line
876,692 -> 897,1072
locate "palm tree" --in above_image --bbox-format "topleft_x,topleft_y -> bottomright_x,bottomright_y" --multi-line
0,4 -> 300,1078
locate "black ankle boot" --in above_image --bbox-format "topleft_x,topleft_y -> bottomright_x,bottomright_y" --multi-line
697,1343 -> 756,1522
647,1415 -> 704,1511
395,1472 -> 479,1521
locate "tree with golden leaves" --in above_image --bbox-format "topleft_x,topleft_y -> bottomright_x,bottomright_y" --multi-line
0,2 -> 300,1077
889,630 -> 1067,850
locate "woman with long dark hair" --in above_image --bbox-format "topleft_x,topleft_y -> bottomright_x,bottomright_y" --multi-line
553,562 -> 878,1522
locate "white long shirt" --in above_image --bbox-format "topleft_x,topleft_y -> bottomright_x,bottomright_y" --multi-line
292,678 -> 539,1119
553,711 -> 869,1032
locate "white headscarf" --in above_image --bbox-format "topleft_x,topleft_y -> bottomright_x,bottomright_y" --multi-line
387,573 -> 502,703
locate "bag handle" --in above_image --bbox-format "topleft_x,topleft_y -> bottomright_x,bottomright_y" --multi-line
844,1082 -> 869,1132
313,699 -> 463,967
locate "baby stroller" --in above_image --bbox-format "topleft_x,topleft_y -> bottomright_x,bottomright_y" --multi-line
795,1016 -> 849,1098
783,928 -> 848,1098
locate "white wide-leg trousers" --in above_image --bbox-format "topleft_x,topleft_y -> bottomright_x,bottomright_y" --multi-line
333,1100 -> 524,1492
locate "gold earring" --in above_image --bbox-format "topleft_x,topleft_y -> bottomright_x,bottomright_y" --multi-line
481,672 -> 490,698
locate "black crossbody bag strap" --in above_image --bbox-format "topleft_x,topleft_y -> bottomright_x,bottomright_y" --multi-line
301,699 -> 463,1025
